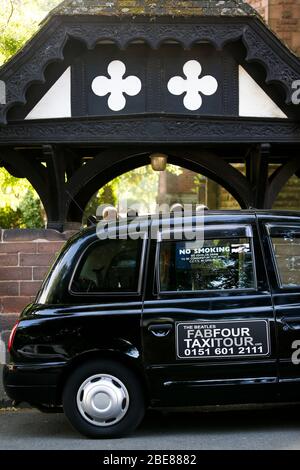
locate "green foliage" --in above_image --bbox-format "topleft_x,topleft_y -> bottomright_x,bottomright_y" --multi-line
18,190 -> 44,228
193,174 -> 206,193
84,164 -> 183,220
83,183 -> 116,225
0,205 -> 21,229
0,1 -> 58,228
0,167 -> 45,228
112,165 -> 159,212
0,0 -> 61,65
0,1 -> 185,227
0,166 -> 32,209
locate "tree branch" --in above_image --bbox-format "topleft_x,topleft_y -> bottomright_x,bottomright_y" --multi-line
6,0 -> 14,28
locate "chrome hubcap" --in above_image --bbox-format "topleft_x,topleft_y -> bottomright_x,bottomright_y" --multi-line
76,374 -> 129,427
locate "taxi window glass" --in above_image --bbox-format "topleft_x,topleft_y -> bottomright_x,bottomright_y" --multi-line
271,235 -> 300,287
71,239 -> 142,293
159,238 -> 254,292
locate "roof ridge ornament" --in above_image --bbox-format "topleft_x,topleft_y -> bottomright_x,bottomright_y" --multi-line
49,0 -> 259,19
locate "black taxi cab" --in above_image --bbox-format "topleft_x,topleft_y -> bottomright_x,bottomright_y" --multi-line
3,210 -> 300,438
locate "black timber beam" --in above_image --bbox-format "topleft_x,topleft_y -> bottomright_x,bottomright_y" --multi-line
246,143 -> 270,209
42,145 -> 68,231
1,116 -> 300,145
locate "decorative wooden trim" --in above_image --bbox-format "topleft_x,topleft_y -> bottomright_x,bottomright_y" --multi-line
71,58 -> 88,117
1,115 -> 299,145
223,54 -> 239,116
0,17 -> 299,124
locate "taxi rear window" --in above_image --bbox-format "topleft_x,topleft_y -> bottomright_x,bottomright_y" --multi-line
159,238 -> 255,292
270,231 -> 300,288
71,238 -> 143,294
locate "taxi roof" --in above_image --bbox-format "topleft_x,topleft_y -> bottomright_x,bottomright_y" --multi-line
80,209 -> 300,238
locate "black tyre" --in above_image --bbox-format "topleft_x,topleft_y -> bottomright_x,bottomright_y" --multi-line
62,359 -> 145,438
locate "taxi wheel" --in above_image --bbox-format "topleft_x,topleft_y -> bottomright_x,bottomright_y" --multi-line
62,359 -> 145,438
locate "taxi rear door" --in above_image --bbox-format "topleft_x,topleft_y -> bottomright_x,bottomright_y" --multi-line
142,217 -> 278,407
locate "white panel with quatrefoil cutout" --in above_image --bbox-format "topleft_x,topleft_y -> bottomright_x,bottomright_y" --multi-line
91,60 -> 142,112
167,60 -> 219,111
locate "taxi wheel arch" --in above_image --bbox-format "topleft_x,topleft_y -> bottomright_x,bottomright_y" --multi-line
57,350 -> 149,405
62,358 -> 146,438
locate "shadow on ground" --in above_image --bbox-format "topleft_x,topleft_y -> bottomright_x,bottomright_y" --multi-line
0,405 -> 300,450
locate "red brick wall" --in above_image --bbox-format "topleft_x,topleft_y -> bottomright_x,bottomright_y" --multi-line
248,0 -> 300,55
167,169 -> 197,194
0,229 -> 75,331
248,0 -> 269,19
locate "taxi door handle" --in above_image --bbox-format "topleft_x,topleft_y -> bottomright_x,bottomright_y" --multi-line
282,317 -> 300,331
148,323 -> 173,338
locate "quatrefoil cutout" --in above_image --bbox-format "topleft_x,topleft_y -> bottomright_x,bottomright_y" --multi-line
168,60 -> 218,111
92,60 -> 142,112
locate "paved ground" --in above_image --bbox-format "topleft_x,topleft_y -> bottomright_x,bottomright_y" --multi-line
0,405 -> 300,450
